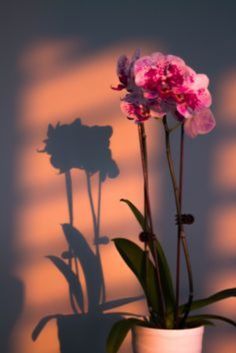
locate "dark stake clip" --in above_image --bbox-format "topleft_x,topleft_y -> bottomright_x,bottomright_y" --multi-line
175,214 -> 195,225
139,231 -> 156,243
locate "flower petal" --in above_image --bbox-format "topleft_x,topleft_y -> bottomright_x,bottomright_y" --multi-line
176,103 -> 193,118
184,108 -> 216,138
192,74 -> 209,90
120,93 -> 151,123
117,55 -> 130,85
197,88 -> 212,108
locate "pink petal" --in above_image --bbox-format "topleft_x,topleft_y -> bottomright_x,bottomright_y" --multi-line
184,108 -> 216,138
150,102 -> 167,118
111,84 -> 125,91
117,55 -> 129,84
151,52 -> 166,65
192,74 -> 209,90
134,56 -> 154,87
134,56 -> 153,75
176,103 -> 193,118
131,48 -> 141,63
166,54 -> 186,67
120,100 -> 136,119
197,88 -> 212,108
143,90 -> 159,99
183,66 -> 197,85
120,93 -> 151,122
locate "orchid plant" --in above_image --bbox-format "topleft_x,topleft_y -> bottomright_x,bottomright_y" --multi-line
107,51 -> 236,353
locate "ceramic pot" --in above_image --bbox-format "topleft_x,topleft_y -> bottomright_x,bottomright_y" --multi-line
132,325 -> 204,353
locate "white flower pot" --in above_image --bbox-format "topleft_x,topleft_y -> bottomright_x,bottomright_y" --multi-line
132,325 -> 204,353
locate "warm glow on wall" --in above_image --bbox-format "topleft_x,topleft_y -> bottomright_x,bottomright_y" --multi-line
218,70 -> 236,122
8,37 -> 236,353
208,79 -> 236,352
13,39 -> 161,353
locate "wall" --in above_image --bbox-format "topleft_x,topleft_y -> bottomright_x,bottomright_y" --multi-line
0,1 -> 236,353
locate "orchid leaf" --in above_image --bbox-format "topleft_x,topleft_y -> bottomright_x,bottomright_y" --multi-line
106,318 -> 144,353
187,314 -> 236,327
185,316 -> 214,328
113,238 -> 161,316
154,237 -> 175,316
120,199 -> 145,229
47,255 -> 84,313
119,199 -> 175,319
180,288 -> 236,314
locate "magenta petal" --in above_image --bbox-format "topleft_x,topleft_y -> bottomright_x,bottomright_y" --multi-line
176,103 -> 193,118
131,48 -> 141,63
120,93 -> 151,122
198,88 -> 212,108
120,100 -> 136,119
117,55 -> 129,84
151,52 -> 165,64
150,103 -> 166,118
166,54 -> 186,67
184,108 -> 216,138
111,84 -> 125,91
192,74 -> 209,90
134,56 -> 153,75
143,91 -> 159,99
134,59 -> 154,87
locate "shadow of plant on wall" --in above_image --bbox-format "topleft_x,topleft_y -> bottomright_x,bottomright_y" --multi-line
31,118 -> 142,353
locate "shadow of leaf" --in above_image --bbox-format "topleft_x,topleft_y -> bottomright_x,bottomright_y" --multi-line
100,295 -> 144,311
32,314 -> 61,341
61,224 -> 102,311
47,256 -> 84,313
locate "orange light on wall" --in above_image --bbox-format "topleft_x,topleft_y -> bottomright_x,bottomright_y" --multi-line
208,71 -> 236,352
217,70 -> 236,123
13,39 -> 162,353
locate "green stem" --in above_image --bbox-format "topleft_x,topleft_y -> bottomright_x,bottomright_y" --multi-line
162,117 -> 193,328
138,123 -> 166,326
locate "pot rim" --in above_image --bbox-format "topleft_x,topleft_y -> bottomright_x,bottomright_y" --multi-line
132,325 -> 204,337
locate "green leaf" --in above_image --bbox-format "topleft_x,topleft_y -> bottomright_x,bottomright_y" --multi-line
120,199 -> 145,230
32,315 -> 59,341
187,314 -> 236,327
185,316 -> 214,328
47,255 -> 84,313
120,199 -> 175,323
180,288 -> 236,314
154,238 -> 175,316
113,238 -> 161,316
106,318 -> 144,353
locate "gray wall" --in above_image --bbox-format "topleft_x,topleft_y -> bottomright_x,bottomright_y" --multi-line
0,1 -> 236,353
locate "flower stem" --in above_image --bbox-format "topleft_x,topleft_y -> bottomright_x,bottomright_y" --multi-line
162,117 -> 193,328
138,123 -> 166,326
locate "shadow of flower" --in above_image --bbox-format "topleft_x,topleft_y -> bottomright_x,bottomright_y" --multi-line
33,118 -> 143,353
41,118 -> 119,181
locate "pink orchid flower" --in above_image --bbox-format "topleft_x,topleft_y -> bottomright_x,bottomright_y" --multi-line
112,49 -> 140,92
183,108 -> 216,138
120,93 -> 151,123
120,92 -> 165,123
113,50 -> 216,137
